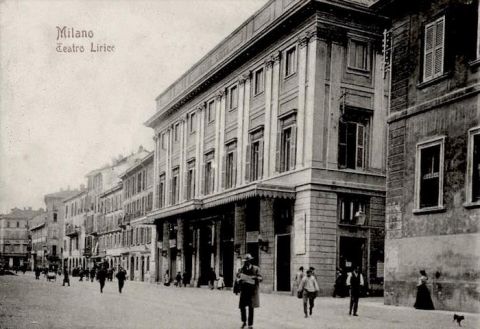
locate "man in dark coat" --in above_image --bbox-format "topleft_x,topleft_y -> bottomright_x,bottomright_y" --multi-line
116,266 -> 127,294
238,254 -> 262,329
34,267 -> 41,280
90,267 -> 96,282
62,266 -> 70,286
347,266 -> 364,316
97,265 -> 107,293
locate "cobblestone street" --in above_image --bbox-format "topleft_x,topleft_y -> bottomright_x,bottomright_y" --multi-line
0,274 -> 478,329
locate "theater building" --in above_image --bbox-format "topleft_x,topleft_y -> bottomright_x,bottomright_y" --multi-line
145,0 -> 387,294
374,0 -> 480,312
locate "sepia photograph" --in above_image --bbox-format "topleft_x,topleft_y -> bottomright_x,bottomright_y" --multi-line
0,0 -> 479,328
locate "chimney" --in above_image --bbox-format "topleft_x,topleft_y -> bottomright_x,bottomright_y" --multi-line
138,145 -> 144,153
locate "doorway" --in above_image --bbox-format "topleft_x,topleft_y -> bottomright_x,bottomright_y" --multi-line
198,226 -> 212,285
276,234 -> 291,291
141,256 -> 145,282
169,248 -> 177,281
339,236 -> 366,272
130,256 -> 135,280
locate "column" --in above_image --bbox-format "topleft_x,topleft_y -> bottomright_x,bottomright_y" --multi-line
194,228 -> 201,286
259,198 -> 275,291
326,42 -> 344,168
150,225 -> 158,283
236,74 -> 247,185
196,105 -> 205,197
180,115 -> 188,201
165,128 -> 172,205
153,135 -> 159,209
216,92 -> 226,192
296,33 -> 309,168
241,74 -> 251,185
215,221 -> 221,274
161,222 -> 169,282
234,203 -> 246,274
269,52 -> 281,175
176,218 -> 184,273
213,91 -> 223,193
263,59 -> 274,176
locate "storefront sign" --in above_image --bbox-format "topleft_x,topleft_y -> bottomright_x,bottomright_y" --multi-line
246,231 -> 259,243
377,262 -> 384,278
294,213 -> 306,255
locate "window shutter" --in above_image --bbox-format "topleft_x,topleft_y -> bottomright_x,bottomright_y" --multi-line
424,24 -> 435,81
258,139 -> 264,179
356,124 -> 366,169
289,125 -> 297,170
221,153 -> 226,189
245,143 -> 251,182
434,18 -> 445,76
275,131 -> 281,172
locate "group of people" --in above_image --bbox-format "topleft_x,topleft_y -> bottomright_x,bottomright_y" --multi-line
293,265 -> 365,318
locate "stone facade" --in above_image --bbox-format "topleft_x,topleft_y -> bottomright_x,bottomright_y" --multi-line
375,0 -> 480,313
144,0 -> 387,295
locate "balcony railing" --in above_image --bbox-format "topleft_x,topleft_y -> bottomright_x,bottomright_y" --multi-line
65,224 -> 80,237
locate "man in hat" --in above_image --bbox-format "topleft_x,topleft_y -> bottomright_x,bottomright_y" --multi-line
346,266 -> 364,316
237,253 -> 262,329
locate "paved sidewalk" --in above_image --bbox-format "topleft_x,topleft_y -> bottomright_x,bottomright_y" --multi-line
0,274 -> 478,329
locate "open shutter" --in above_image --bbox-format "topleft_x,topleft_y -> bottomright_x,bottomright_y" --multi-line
275,131 -> 281,172
221,153 -> 226,190
289,125 -> 297,170
356,124 -> 365,169
433,18 -> 445,77
423,23 -> 434,81
258,139 -> 264,179
245,143 -> 251,182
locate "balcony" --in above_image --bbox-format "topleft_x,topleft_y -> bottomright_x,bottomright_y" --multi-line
82,248 -> 92,258
65,224 -> 80,237
120,213 -> 133,229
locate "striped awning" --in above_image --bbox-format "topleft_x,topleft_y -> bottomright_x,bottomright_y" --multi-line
142,183 -> 295,223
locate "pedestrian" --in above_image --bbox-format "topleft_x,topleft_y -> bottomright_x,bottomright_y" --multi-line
237,254 -> 262,329
97,265 -> 107,293
79,268 -> 84,281
62,266 -> 70,287
208,267 -> 216,290
107,267 -> 113,282
163,270 -> 171,286
217,274 -> 225,290
414,270 -> 435,310
175,271 -> 182,287
34,267 -> 41,280
292,266 -> 304,296
346,266 -> 364,316
22,264 -> 27,274
298,269 -> 319,318
90,267 -> 96,282
116,266 -> 127,294
333,268 -> 348,297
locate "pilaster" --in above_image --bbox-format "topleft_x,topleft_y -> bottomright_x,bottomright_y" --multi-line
269,52 -> 281,176
296,33 -> 309,168
196,105 -> 205,197
241,76 -> 251,185
161,221 -> 169,282
150,225 -> 158,283
153,135 -> 159,209
165,128 -> 172,206
263,59 -> 274,176
372,53 -> 387,172
179,116 -> 187,202
217,91 -> 226,192
237,74 -> 248,186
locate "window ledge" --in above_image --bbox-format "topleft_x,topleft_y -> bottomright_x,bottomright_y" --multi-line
412,206 -> 446,215
463,201 -> 480,209
284,72 -> 297,81
253,91 -> 264,98
417,72 -> 451,89
468,58 -> 480,68
346,66 -> 370,77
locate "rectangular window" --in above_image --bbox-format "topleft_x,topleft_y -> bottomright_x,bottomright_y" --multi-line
348,39 -> 369,71
281,127 -> 292,172
339,195 -> 368,225
285,46 -> 297,77
248,129 -> 264,182
423,16 -> 445,82
174,123 -> 180,142
159,174 -> 166,208
228,85 -> 238,110
415,138 -> 445,210
186,162 -> 195,201
137,172 -> 142,193
189,112 -> 196,133
53,213 -> 58,222
172,168 -> 179,205
254,68 -> 264,95
207,100 -> 215,123
339,122 -> 366,170
204,152 -> 215,196
225,151 -> 235,189
467,128 -> 480,204
251,141 -> 260,181
161,133 -> 167,150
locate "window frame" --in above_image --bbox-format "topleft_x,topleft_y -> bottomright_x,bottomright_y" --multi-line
414,136 -> 446,213
228,84 -> 238,111
171,168 -> 179,205
465,127 -> 480,207
189,111 -> 196,134
422,16 -> 446,83
207,100 -> 215,124
253,67 -> 265,96
284,45 -> 297,78
161,132 -> 167,150
347,38 -> 371,73
186,160 -> 196,201
338,194 -> 369,226
174,123 -> 180,142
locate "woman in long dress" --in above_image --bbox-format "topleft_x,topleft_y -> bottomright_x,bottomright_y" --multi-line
414,270 -> 435,310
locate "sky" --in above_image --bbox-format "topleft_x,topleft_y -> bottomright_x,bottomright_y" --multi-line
0,0 -> 268,214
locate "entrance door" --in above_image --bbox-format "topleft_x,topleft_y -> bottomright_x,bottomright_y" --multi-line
222,241 -> 234,287
276,234 -> 291,291
246,243 -> 259,266
141,256 -> 145,282
198,226 -> 212,285
130,256 -> 135,280
339,237 -> 366,272
169,248 -> 177,281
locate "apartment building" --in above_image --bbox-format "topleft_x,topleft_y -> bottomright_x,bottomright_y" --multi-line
63,189 -> 88,271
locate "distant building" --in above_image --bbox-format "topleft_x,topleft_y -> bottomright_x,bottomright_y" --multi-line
144,0 -> 386,294
0,207 -> 43,269
62,189 -> 88,271
84,146 -> 150,268
374,0 -> 480,313
30,189 -> 79,270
